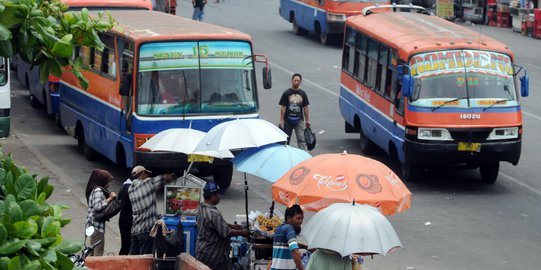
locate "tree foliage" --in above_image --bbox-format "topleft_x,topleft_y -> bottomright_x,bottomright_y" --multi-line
0,147 -> 84,269
0,0 -> 115,88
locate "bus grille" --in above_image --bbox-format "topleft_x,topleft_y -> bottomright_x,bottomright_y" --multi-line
449,129 -> 492,142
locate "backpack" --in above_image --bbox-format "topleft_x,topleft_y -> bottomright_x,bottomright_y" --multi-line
153,218 -> 184,258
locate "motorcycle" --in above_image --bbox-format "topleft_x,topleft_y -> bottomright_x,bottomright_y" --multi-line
69,226 -> 102,267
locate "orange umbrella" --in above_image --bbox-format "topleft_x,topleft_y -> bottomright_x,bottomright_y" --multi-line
271,152 -> 412,215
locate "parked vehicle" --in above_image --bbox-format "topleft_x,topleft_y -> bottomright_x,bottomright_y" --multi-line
339,5 -> 529,183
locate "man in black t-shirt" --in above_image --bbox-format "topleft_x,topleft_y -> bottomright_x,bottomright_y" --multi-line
279,73 -> 310,150
192,0 -> 207,21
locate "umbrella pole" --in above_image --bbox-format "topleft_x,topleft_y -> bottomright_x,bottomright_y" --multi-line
244,172 -> 249,228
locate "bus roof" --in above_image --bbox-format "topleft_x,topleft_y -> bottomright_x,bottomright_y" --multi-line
64,0 -> 152,10
96,10 -> 253,43
347,11 -> 513,60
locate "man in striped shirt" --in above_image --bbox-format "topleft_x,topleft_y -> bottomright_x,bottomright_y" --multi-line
195,182 -> 250,270
128,166 -> 175,255
271,204 -> 305,270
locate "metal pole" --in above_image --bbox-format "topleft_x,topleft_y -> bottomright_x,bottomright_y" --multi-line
244,172 -> 249,228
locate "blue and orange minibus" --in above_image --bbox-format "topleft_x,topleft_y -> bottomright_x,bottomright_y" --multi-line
59,10 -> 271,189
279,0 -> 388,45
339,5 -> 529,183
12,0 -> 153,124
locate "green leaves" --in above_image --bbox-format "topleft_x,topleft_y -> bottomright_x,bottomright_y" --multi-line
1,0 -> 114,87
1,145 -> 78,269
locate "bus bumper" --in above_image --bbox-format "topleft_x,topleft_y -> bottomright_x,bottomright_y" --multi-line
327,21 -> 345,34
404,139 -> 521,166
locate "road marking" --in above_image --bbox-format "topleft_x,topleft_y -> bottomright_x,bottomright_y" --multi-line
270,61 -> 339,98
523,111 -> 541,121
500,172 -> 541,197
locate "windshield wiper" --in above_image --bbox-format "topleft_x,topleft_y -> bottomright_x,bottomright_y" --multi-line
482,98 -> 514,111
431,97 -> 468,111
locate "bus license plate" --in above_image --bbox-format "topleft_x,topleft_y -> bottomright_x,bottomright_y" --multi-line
457,142 -> 481,152
187,154 -> 214,163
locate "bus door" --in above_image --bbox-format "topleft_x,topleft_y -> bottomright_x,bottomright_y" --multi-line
118,41 -> 135,146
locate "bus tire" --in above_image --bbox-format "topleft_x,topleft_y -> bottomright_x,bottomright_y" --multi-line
116,145 -> 127,168
401,163 -> 422,182
479,162 -> 499,184
359,126 -> 376,155
78,126 -> 96,161
54,113 -> 62,129
212,163 -> 233,191
29,95 -> 39,108
320,32 -> 330,45
292,17 -> 307,36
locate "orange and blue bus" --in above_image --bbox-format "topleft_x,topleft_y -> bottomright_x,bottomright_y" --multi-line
0,57 -> 10,138
12,0 -> 153,124
59,10 -> 271,189
339,5 -> 529,183
279,0 -> 388,45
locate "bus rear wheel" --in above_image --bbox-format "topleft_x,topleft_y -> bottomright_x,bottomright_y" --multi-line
479,162 -> 499,184
359,126 -> 376,155
292,17 -> 307,35
78,127 -> 96,161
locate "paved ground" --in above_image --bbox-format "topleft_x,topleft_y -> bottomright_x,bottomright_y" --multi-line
0,129 -> 123,255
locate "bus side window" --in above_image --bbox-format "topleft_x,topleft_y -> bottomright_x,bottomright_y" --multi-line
355,33 -> 367,82
366,38 -> 379,89
342,27 -> 356,75
377,45 -> 389,95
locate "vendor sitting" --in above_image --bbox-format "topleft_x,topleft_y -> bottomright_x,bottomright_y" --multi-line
195,182 -> 250,270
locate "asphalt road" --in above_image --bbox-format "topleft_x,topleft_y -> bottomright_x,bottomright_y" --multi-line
4,0 -> 541,268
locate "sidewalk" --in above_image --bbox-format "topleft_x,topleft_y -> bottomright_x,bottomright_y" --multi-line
0,129 -> 122,255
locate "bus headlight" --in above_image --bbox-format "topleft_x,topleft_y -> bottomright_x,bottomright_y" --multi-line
418,128 -> 453,141
487,127 -> 519,140
327,13 -> 346,22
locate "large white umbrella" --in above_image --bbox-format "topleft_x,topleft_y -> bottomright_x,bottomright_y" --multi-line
301,203 -> 402,257
194,119 -> 288,226
193,118 -> 288,152
140,128 -> 233,158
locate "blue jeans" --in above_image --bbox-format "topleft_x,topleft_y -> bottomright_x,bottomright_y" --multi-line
129,232 -> 153,255
192,7 -> 205,21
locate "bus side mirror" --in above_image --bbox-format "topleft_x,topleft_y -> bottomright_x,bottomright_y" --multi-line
402,75 -> 413,98
520,75 -> 529,97
262,67 -> 272,89
119,74 -> 132,96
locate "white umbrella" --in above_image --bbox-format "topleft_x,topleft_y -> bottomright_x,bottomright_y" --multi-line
301,203 -> 402,257
193,118 -> 288,152
140,128 -> 233,158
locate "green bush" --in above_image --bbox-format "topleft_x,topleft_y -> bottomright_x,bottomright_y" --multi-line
0,147 -> 83,270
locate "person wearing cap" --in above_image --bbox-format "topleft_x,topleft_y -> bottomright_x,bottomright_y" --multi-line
128,165 -> 175,255
195,182 -> 250,270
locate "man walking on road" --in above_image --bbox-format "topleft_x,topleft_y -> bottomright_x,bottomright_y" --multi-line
196,182 -> 250,270
128,166 -> 175,255
192,0 -> 207,21
279,73 -> 310,150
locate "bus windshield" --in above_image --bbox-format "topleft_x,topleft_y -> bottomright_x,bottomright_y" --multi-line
409,50 -> 517,108
136,41 -> 257,116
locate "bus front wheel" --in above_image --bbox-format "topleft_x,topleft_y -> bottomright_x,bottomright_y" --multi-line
479,162 -> 499,184
401,163 -> 422,182
212,162 -> 233,191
